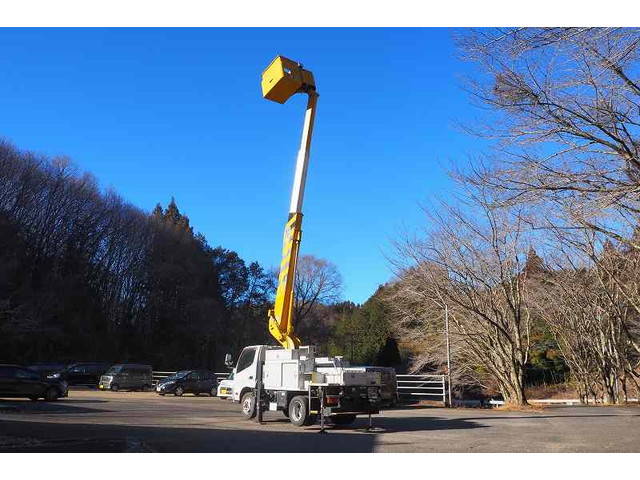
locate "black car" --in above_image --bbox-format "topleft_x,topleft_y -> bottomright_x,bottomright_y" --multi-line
156,370 -> 218,397
0,364 -> 68,401
48,362 -> 112,386
26,362 -> 69,377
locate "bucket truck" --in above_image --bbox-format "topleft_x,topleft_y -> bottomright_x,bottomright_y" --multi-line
223,56 -> 381,428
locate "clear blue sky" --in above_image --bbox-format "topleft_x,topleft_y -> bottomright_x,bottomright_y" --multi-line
0,28 -> 482,303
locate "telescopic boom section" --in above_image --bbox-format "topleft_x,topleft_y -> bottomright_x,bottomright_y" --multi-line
261,56 -> 318,349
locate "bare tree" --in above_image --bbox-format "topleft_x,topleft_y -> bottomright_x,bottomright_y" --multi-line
532,263 -> 626,404
391,187 -> 533,406
293,255 -> 342,343
533,228 -> 640,403
385,271 -> 480,398
458,28 -> 640,248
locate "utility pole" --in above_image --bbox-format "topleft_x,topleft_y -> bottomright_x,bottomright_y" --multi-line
444,304 -> 452,407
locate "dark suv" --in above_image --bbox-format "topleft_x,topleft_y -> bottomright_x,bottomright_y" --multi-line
48,362 -> 112,387
0,364 -> 68,401
156,370 -> 218,397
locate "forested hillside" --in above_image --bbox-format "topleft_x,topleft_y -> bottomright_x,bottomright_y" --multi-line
0,141 -> 273,369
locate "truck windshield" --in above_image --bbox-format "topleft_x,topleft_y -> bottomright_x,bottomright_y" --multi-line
236,348 -> 256,372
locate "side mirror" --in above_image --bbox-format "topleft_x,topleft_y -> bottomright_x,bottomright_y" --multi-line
224,354 -> 233,368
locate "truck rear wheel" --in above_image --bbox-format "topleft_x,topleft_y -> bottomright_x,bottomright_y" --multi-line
289,395 -> 313,427
241,391 -> 257,419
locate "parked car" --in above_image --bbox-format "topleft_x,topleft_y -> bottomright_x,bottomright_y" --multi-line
0,364 -> 68,401
156,370 -> 218,397
216,372 -> 233,399
26,362 -> 68,377
98,364 -> 153,391
49,362 -> 112,386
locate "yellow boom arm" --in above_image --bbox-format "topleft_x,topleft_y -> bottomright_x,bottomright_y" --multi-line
262,56 -> 318,349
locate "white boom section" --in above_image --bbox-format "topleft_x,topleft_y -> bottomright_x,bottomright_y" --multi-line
288,93 -> 318,214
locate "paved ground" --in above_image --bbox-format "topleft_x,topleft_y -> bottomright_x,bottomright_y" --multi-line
1,389 -> 639,452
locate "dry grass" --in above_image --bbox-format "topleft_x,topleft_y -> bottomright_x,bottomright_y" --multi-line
525,383 -> 577,400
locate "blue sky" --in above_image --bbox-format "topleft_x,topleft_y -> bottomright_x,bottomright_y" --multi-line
0,28 -> 482,303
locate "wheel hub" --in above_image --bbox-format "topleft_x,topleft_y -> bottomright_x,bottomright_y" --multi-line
292,403 -> 302,421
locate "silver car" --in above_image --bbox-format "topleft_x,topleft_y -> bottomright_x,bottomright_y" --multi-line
99,364 -> 153,391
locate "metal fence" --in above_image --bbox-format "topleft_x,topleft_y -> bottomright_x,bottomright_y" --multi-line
397,374 -> 448,405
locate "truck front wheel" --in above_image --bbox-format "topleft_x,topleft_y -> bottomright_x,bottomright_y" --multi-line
241,392 -> 257,419
289,395 -> 314,427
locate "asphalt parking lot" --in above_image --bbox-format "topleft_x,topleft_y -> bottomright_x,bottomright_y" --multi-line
1,389 -> 639,452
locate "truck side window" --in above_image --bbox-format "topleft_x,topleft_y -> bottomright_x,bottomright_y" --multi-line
236,348 -> 256,372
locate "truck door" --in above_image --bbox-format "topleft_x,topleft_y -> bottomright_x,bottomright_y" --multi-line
232,347 -> 257,402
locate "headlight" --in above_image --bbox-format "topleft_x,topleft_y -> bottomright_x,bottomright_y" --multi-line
47,373 -> 61,379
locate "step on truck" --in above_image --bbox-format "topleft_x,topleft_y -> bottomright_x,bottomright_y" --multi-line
226,345 -> 382,426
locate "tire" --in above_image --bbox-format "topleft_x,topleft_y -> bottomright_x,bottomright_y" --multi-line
210,387 -> 217,397
289,395 -> 312,427
193,392 -> 200,397
241,392 -> 257,419
111,384 -> 119,392
174,386 -> 184,397
44,387 -> 59,402
282,409 -> 289,418
331,414 -> 356,425
159,393 -> 165,396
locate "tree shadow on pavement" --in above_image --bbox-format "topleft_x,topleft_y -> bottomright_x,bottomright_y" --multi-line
0,399 -> 111,415
0,419 -> 378,452
326,415 -> 485,434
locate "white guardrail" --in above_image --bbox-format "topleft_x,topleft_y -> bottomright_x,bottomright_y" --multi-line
153,371 -> 448,405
